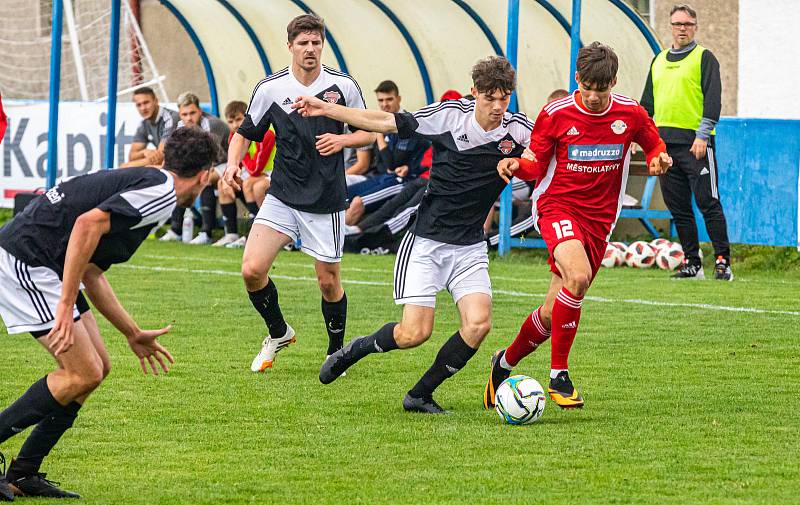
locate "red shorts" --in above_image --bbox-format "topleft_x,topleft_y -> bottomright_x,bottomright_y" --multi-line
537,211 -> 608,280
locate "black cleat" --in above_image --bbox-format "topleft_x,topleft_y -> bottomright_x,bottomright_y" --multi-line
548,371 -> 584,409
319,337 -> 368,384
7,472 -> 80,499
402,394 -> 450,414
713,256 -> 734,281
483,349 -> 511,409
0,453 -> 13,502
671,260 -> 704,280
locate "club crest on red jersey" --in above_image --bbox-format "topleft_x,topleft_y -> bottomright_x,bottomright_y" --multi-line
498,139 -> 515,155
323,90 -> 341,104
611,120 -> 627,134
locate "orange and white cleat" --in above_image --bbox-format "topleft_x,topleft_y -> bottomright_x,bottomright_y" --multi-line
250,325 -> 296,372
547,370 -> 584,409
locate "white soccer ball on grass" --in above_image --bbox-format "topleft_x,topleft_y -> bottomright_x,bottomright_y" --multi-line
625,241 -> 656,268
495,375 -> 546,425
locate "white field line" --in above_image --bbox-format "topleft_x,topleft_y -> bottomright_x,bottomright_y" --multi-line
119,264 -> 800,317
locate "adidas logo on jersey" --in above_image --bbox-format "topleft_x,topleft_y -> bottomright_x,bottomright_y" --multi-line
700,167 -> 710,175
567,126 -> 580,136
282,97 -> 293,106
456,133 -> 469,142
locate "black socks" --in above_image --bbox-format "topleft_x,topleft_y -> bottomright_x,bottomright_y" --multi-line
408,331 -> 477,399
322,293 -> 348,355
8,402 -> 82,479
248,279 -> 288,338
221,203 -> 238,235
354,322 -> 399,361
0,377 -> 62,445
199,186 -> 217,235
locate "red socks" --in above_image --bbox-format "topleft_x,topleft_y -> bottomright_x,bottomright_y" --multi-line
550,287 -> 583,370
504,306 -> 551,367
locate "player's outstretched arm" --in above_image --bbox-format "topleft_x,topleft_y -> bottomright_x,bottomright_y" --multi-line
48,208 -> 111,356
293,96 -> 398,134
316,129 -> 375,156
223,132 -> 250,191
83,264 -> 174,375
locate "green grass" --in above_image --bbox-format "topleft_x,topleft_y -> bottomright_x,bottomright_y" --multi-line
2,241 -> 799,504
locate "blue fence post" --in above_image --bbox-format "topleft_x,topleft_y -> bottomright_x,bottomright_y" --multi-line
46,0 -> 64,189
105,0 -> 121,169
499,0 -> 520,257
568,0 -> 582,92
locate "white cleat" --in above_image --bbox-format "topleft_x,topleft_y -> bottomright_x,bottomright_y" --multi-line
213,233 -> 240,247
226,236 -> 247,249
159,229 -> 181,242
250,325 -> 296,372
189,232 -> 212,245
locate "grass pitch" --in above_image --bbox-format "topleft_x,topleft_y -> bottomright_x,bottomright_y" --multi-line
1,241 -> 798,504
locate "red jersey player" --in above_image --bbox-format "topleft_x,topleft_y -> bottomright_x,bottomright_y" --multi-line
485,42 -> 672,410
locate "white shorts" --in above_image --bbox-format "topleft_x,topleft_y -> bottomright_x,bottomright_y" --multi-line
0,247 -> 80,335
393,232 -> 491,308
255,194 -> 345,263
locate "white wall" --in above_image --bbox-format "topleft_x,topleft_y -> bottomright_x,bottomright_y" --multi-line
738,0 -> 800,119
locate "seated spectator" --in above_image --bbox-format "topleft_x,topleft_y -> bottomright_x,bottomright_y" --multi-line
345,80 -> 431,220
160,92 -> 229,244
123,87 -> 178,167
214,100 -> 276,248
343,127 -> 380,186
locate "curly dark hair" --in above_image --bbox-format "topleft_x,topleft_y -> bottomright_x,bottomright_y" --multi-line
163,127 -> 217,178
576,42 -> 619,90
471,56 -> 516,95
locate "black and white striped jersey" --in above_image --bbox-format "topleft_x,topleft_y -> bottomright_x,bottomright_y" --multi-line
238,65 -> 366,214
394,99 -> 533,245
0,167 -> 176,276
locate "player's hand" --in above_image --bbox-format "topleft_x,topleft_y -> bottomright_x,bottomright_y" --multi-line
630,143 -> 641,155
315,133 -> 347,156
690,138 -> 707,160
47,300 -> 76,356
394,165 -> 409,178
521,148 -> 537,162
127,325 -> 174,375
223,163 -> 243,192
497,158 -> 520,183
143,149 -> 163,165
292,95 -> 328,118
649,152 -> 672,175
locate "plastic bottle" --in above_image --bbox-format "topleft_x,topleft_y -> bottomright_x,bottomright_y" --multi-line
182,208 -> 194,243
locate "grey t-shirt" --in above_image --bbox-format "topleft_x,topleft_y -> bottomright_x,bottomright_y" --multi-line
175,112 -> 230,164
132,107 -> 179,148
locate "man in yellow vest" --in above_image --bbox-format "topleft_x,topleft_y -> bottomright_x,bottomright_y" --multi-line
641,3 -> 732,281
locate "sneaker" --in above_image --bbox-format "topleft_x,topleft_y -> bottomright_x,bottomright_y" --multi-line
189,232 -> 212,245
212,233 -> 239,247
250,325 -> 296,372
714,256 -> 734,281
226,236 -> 247,249
0,453 -> 13,502
7,472 -> 80,499
402,394 -> 450,414
483,349 -> 511,409
319,337 -> 368,384
158,229 -> 180,242
671,260 -> 704,279
548,371 -> 584,409
324,355 -> 346,378
343,224 -> 361,236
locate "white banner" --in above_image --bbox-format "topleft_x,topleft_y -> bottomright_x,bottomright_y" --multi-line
0,101 -> 144,208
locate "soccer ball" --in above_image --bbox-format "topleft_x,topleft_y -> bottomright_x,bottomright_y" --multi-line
625,241 -> 656,268
495,375 -> 546,425
610,241 -> 627,253
656,242 -> 685,270
601,243 -> 624,268
650,238 -> 671,252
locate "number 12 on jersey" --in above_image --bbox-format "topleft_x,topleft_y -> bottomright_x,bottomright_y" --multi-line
552,220 -> 574,240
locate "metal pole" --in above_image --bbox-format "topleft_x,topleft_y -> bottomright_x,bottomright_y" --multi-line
46,0 -> 64,190
568,0 -> 582,92
106,0 -> 122,169
499,0 -> 520,257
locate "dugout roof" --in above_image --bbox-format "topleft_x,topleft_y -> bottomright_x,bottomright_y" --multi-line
159,0 -> 661,114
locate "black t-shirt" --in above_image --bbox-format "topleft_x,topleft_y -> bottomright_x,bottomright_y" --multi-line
238,66 -> 366,213
0,167 -> 177,276
395,99 -> 533,245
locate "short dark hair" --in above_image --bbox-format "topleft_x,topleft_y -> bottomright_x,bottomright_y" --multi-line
133,86 -> 155,98
374,80 -> 399,95
670,3 -> 697,20
287,14 -> 325,43
576,42 -> 619,90
471,56 -> 516,95
547,89 -> 570,102
163,127 -> 217,178
224,101 -> 247,119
